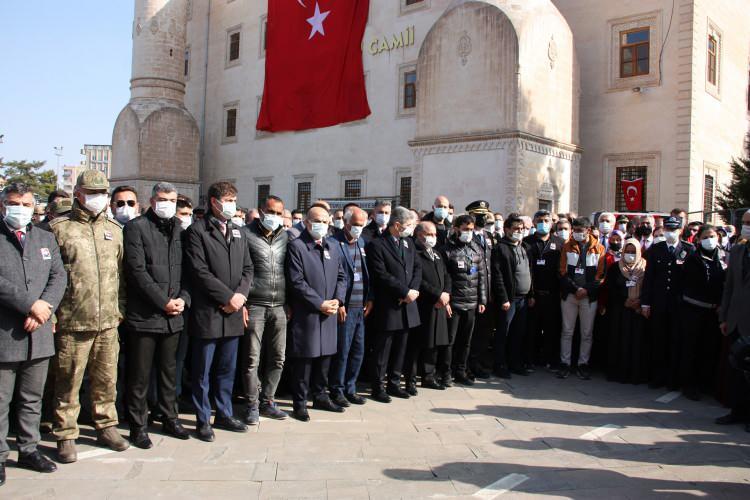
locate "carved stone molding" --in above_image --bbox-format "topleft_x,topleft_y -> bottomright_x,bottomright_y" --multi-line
457,31 -> 472,66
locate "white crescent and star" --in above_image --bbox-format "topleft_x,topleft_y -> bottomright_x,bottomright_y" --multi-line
306,2 -> 330,40
626,185 -> 638,201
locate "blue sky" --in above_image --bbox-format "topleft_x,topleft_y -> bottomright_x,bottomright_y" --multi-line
0,0 -> 133,180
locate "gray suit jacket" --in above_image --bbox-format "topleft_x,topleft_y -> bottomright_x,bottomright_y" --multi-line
0,218 -> 67,362
720,242 -> 750,338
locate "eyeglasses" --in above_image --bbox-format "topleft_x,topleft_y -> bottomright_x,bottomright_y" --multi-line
116,200 -> 136,208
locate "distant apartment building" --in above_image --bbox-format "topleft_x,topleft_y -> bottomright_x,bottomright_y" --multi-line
62,164 -> 85,196
81,144 -> 113,179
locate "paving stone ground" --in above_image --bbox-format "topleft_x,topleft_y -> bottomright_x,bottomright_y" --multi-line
3,374 -> 750,499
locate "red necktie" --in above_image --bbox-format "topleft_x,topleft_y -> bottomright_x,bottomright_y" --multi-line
15,230 -> 25,247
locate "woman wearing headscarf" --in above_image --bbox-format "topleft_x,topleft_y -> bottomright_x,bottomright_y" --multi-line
593,230 -> 625,370
680,224 -> 726,401
605,238 -> 648,383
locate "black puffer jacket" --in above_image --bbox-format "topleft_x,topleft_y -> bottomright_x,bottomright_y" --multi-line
442,234 -> 487,311
242,219 -> 288,307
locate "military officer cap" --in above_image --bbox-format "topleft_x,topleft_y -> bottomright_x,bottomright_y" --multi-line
76,170 -> 109,190
616,214 -> 630,224
663,216 -> 683,230
465,200 -> 491,215
50,198 -> 73,216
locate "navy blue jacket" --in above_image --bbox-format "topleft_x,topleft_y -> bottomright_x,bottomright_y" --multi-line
286,230 -> 347,358
327,231 -> 372,307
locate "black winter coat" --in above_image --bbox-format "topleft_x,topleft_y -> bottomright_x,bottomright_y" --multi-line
415,244 -> 451,348
124,209 -> 190,334
242,219 -> 288,307
366,232 -> 422,332
443,235 -> 486,311
185,216 -> 254,339
640,240 -> 695,310
491,238 -> 534,305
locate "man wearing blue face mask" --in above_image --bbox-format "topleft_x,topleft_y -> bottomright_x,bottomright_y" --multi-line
238,195 -> 290,425
362,200 -> 392,243
422,195 -> 451,246
524,210 -> 564,371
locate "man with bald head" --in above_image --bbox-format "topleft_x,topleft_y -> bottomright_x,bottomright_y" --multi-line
327,207 -> 373,406
422,195 -> 451,246
285,207 -> 347,421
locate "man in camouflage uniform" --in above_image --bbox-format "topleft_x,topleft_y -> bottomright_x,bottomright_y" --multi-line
50,171 -> 129,463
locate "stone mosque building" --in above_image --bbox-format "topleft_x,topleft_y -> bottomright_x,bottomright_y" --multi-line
112,0 -> 750,218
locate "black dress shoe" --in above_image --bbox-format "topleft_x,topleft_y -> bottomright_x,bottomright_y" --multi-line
441,376 -> 454,388
313,398 -> 345,413
386,386 -> 410,399
494,368 -> 512,379
510,368 -> 531,376
292,407 -> 310,422
196,423 -> 215,442
345,393 -> 367,405
0,462 -> 5,486
331,393 -> 351,408
371,391 -> 392,403
422,379 -> 446,390
683,388 -> 701,401
454,373 -> 475,386
405,385 -> 418,397
213,416 -> 248,433
715,412 -> 743,425
129,428 -> 153,449
470,367 -> 491,379
163,419 -> 190,440
17,451 -> 57,473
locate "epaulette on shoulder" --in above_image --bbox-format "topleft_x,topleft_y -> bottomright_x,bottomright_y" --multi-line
107,218 -> 124,229
49,216 -> 71,227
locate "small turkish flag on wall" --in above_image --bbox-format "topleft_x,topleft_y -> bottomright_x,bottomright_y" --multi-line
257,0 -> 371,132
622,178 -> 644,211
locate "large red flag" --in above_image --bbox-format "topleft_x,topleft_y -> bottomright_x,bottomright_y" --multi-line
621,178 -> 644,211
257,0 -> 371,132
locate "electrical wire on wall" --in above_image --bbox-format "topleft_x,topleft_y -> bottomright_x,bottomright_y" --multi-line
659,0 -> 675,84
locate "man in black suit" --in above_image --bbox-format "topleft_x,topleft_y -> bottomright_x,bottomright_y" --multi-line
362,199 -> 392,243
411,221 -> 452,391
366,206 -> 422,402
184,181 -> 253,441
641,216 -> 695,389
123,182 -> 191,449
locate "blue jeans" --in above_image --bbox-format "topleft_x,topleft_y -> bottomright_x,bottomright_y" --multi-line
191,337 -> 239,424
329,306 -> 365,397
494,297 -> 528,371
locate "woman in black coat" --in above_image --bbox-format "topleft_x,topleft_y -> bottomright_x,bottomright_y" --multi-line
409,223 -> 452,390
604,238 -> 648,384
680,224 -> 726,401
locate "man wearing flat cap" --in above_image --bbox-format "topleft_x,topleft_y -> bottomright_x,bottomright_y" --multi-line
465,200 -> 494,379
50,170 -> 130,463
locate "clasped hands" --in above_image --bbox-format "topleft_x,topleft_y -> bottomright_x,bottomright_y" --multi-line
25,300 -> 53,333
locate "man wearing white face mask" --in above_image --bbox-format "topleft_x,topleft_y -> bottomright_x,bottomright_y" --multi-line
239,195 -> 290,424
110,186 -> 140,225
422,195 -> 451,246
122,182 -> 190,449
50,170 -> 130,463
328,207 -> 373,406
597,212 -> 615,250
362,199 -> 392,243
0,183 -> 67,484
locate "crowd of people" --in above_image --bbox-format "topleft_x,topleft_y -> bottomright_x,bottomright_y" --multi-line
1,170 -> 749,488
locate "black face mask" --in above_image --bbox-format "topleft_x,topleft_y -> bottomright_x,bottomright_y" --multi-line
636,226 -> 653,237
609,242 -> 622,252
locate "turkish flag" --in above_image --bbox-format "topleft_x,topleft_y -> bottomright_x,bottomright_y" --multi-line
622,178 -> 644,211
257,0 -> 371,132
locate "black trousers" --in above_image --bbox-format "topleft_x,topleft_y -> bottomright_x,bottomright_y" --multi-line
727,332 -> 750,418
525,292 -> 561,367
422,346 -> 451,381
449,309 -> 477,376
469,302 -> 495,371
680,304 -> 720,393
402,328 -> 422,387
126,330 -> 180,428
371,329 -> 408,392
648,303 -> 682,388
291,356 -> 331,409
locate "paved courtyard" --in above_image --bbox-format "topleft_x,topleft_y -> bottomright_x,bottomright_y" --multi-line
3,374 -> 750,499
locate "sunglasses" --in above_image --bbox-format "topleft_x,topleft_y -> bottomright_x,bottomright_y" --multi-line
116,200 -> 137,208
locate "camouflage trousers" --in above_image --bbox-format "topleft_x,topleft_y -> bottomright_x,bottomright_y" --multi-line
52,328 -> 120,440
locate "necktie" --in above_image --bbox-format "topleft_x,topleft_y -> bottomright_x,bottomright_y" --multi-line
668,246 -> 675,255
16,230 -> 25,248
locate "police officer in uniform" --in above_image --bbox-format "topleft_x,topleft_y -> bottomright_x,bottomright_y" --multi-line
50,171 -> 130,463
641,216 -> 695,389
466,200 -> 494,379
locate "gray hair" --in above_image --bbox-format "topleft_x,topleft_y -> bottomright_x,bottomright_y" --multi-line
374,199 -> 392,209
388,206 -> 415,227
1,182 -> 35,204
151,182 -> 177,197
